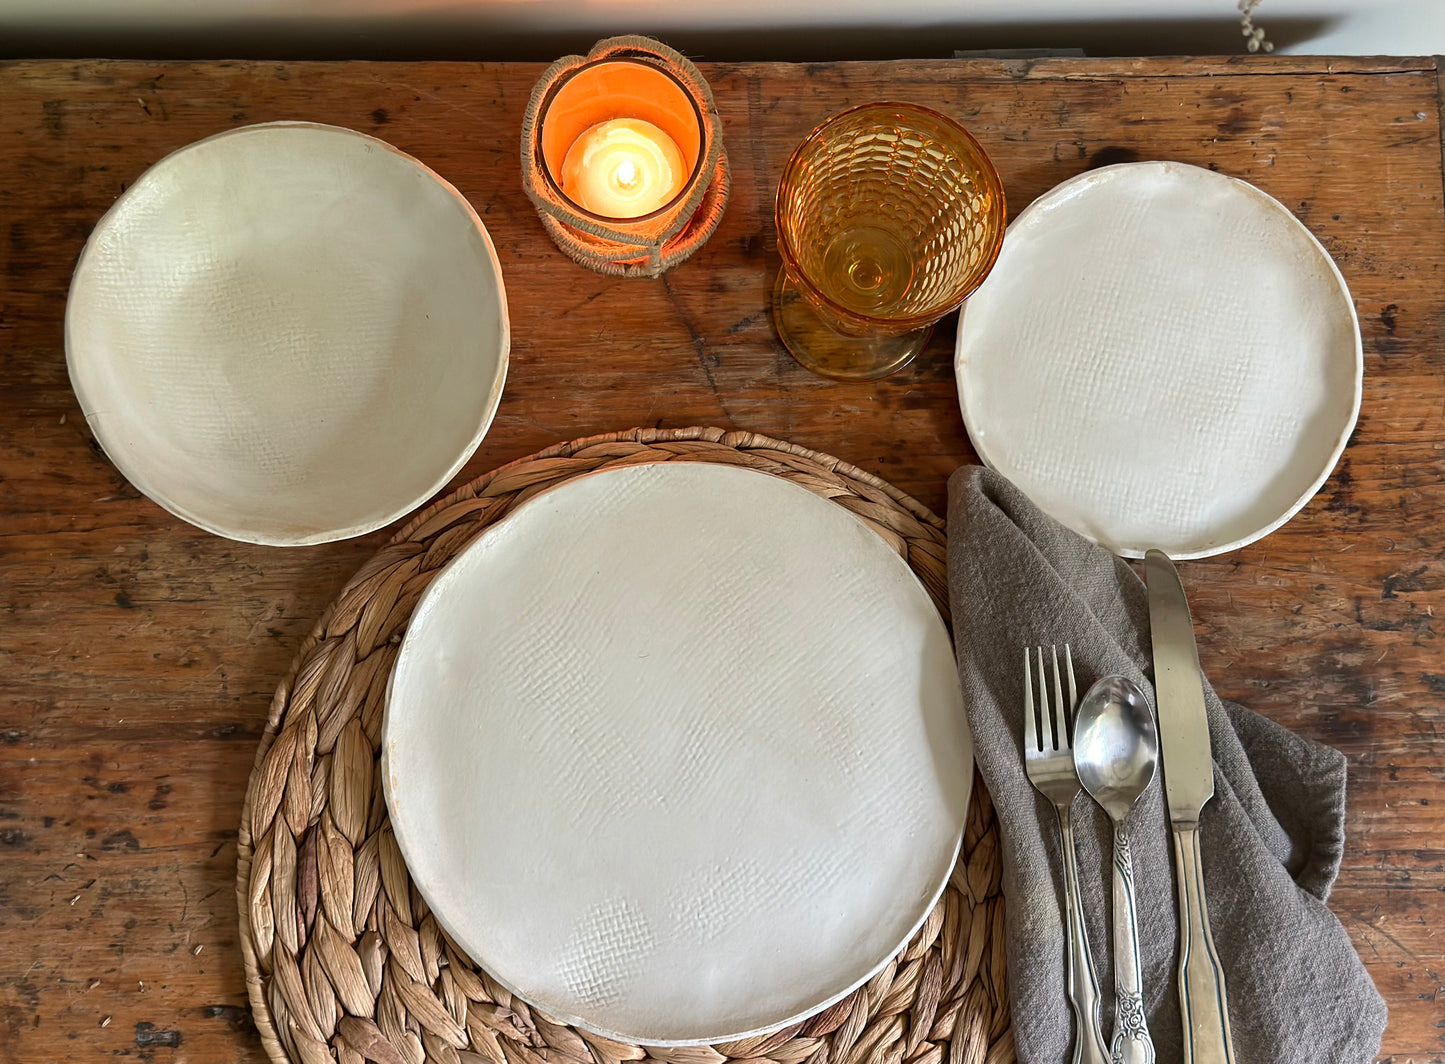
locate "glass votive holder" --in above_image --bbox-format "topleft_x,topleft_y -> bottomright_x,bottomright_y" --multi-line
521,35 -> 730,278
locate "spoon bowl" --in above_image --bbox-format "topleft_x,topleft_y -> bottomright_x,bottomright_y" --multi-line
1074,675 -> 1160,816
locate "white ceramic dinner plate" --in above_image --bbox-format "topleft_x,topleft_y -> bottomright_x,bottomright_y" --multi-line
955,160 -> 1361,558
66,122 -> 509,545
382,462 -> 972,1045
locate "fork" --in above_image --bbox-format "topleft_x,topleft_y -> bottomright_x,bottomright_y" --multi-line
1024,645 -> 1110,1064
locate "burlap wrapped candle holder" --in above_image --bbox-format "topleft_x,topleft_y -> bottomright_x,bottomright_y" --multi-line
520,35 -> 730,278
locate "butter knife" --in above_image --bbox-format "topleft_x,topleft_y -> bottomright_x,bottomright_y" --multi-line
1144,549 -> 1236,1064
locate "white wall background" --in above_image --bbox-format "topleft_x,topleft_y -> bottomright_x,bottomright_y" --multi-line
0,0 -> 1439,58
1277,0 -> 1445,52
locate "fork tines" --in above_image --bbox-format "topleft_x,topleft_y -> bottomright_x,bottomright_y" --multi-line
1023,644 -> 1077,753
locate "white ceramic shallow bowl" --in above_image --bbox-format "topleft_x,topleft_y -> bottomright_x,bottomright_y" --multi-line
66,122 -> 509,546
955,160 -> 1362,559
382,461 -> 973,1045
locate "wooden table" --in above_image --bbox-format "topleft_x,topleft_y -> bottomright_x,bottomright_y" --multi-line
1,55 -> 1441,1063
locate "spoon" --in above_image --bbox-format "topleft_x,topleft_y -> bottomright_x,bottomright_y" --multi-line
1074,675 -> 1159,1064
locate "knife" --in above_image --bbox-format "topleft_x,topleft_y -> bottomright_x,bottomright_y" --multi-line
1144,549 -> 1235,1064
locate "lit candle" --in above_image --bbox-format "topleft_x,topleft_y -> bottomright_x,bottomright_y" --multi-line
560,118 -> 686,219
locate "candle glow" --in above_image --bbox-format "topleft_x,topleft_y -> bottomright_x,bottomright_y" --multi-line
561,118 -> 685,219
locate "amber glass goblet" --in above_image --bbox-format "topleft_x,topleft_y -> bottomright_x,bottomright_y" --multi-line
773,103 -> 1006,381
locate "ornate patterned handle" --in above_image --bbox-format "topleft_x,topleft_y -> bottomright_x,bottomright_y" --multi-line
1109,822 -> 1155,1064
1057,803 -> 1111,1064
1173,823 -> 1236,1064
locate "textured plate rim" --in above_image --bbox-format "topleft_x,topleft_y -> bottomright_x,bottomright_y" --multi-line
380,460 -> 971,1047
954,159 -> 1363,560
64,120 -> 511,547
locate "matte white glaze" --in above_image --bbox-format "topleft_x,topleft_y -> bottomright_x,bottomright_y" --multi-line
66,122 -> 509,545
955,160 -> 1361,558
383,462 -> 973,1045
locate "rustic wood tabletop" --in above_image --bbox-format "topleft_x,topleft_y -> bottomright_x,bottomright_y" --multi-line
0,55 -> 1441,1063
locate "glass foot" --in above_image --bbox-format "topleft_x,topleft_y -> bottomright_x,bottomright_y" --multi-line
772,272 -> 931,382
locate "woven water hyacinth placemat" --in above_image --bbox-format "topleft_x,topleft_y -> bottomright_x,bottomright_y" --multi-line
236,426 -> 1013,1064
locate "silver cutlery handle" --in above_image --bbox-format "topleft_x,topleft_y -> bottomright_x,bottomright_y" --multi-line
1172,823 -> 1235,1064
1057,803 -> 1110,1064
1109,822 -> 1155,1064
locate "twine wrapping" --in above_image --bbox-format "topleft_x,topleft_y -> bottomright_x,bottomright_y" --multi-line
521,37 -> 731,278
236,427 -> 1014,1064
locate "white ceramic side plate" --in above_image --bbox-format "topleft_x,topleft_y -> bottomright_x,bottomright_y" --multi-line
66,122 -> 509,545
382,461 -> 973,1045
954,160 -> 1362,559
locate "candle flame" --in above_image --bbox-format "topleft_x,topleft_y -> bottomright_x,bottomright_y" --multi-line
615,159 -> 639,189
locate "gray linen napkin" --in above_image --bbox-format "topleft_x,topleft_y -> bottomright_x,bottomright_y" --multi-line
946,466 -> 1387,1064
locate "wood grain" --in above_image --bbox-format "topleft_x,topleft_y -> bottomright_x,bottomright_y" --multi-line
0,55 -> 1441,1063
